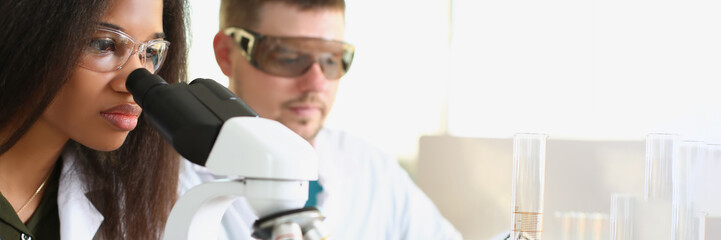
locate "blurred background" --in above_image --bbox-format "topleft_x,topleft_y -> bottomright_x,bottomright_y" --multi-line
187,0 -> 721,239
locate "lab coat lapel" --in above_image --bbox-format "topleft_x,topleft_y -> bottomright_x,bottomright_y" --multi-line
57,150 -> 104,240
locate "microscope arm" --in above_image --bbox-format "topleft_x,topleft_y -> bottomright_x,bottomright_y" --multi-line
163,180 -> 247,240
162,179 -> 308,240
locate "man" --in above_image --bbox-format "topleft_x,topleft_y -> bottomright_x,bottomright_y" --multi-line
180,0 -> 461,239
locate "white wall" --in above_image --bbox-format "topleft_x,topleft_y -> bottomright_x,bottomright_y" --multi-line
448,0 -> 721,143
187,0 -> 225,85
329,0 -> 450,161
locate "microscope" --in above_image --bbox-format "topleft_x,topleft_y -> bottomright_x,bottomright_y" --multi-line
126,69 -> 329,240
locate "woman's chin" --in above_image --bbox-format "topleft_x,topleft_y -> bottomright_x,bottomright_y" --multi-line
79,132 -> 131,152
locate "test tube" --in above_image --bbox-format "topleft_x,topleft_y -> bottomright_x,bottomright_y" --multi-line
706,144 -> 721,216
588,213 -> 608,240
673,141 -> 704,240
638,134 -> 675,239
610,194 -> 637,240
573,212 -> 587,240
645,133 -> 678,201
555,212 -> 572,240
510,133 -> 548,240
693,144 -> 715,213
694,212 -> 707,240
555,212 -> 608,240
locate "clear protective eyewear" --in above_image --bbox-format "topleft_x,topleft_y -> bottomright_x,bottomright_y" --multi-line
224,27 -> 355,80
79,27 -> 170,73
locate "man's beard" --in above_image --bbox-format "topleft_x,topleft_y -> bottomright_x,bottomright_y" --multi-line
280,93 -> 327,143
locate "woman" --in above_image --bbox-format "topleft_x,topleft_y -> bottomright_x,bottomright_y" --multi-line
0,0 -> 187,238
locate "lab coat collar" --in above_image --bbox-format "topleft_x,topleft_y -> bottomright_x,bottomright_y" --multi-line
57,149 -> 104,240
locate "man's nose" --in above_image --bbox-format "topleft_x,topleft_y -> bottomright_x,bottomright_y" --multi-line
296,63 -> 328,92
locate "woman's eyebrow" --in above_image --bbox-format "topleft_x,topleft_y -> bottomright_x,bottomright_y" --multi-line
99,22 -> 123,30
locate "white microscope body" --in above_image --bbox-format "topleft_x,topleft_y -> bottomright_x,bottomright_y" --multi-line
163,117 -> 321,240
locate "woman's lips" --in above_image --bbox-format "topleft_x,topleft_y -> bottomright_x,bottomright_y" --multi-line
100,104 -> 142,131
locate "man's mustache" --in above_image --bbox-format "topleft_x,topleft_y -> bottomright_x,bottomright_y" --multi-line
282,93 -> 327,112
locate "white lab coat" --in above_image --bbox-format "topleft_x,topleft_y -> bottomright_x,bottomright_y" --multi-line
56,149 -> 104,239
179,128 -> 462,239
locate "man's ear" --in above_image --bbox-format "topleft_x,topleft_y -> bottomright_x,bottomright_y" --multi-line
213,31 -> 233,77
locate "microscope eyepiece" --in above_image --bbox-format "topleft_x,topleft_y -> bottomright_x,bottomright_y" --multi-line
125,68 -> 258,166
127,68 -> 168,108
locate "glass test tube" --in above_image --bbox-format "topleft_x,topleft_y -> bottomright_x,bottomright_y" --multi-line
705,144 -> 721,216
555,212 -> 608,240
673,141 -> 704,240
555,212 -> 572,240
645,133 -> 677,201
588,212 -> 608,240
610,194 -> 637,240
695,212 -> 707,240
638,133 -> 676,239
511,133 -> 548,240
693,144 -> 714,213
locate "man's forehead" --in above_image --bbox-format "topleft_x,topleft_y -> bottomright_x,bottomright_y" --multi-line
255,2 -> 345,41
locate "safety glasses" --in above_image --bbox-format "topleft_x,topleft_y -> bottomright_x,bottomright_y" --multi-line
224,27 -> 355,80
79,27 -> 170,73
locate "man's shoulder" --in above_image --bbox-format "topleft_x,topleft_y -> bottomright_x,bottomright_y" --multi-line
316,128 -> 400,170
317,128 -> 384,154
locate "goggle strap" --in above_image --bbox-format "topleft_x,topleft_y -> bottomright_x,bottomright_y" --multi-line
343,47 -> 355,72
225,27 -> 256,62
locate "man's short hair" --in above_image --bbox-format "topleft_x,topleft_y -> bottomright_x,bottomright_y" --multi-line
219,0 -> 346,30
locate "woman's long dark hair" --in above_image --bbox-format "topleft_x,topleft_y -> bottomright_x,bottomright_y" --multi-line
0,0 -> 188,239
